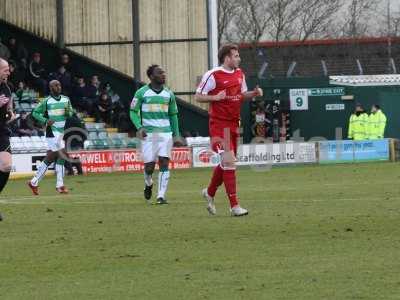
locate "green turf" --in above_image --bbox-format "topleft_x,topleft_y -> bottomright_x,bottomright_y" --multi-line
1,162 -> 400,299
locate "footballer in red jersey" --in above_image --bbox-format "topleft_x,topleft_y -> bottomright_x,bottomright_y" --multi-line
195,44 -> 263,217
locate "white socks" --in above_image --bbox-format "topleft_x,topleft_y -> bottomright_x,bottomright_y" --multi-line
157,171 -> 170,199
56,163 -> 65,188
31,161 -> 49,187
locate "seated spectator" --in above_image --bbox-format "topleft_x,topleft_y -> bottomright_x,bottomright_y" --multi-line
0,37 -> 10,60
7,37 -> 28,69
101,82 -> 121,103
86,75 -> 101,99
111,97 -> 125,128
8,61 -> 26,92
15,81 -> 35,103
71,75 -> 94,114
10,111 -> 39,137
59,53 -> 72,72
95,93 -> 112,124
49,65 -> 72,96
28,52 -> 47,96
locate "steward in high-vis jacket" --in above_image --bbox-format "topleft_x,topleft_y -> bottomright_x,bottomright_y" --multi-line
367,104 -> 386,140
348,103 -> 368,140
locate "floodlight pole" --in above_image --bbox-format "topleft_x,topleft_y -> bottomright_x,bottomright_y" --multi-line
132,0 -> 141,81
56,0 -> 64,48
207,0 -> 218,68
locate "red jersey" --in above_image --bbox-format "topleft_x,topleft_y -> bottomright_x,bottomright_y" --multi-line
196,67 -> 248,122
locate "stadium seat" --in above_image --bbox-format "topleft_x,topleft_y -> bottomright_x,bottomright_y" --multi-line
117,133 -> 128,139
84,140 -> 94,150
109,138 -> 124,149
88,131 -> 98,140
108,132 -> 117,138
97,131 -> 108,139
95,123 -> 105,130
126,138 -> 139,148
31,136 -> 42,142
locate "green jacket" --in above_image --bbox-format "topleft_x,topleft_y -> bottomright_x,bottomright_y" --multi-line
367,110 -> 386,139
348,112 -> 368,140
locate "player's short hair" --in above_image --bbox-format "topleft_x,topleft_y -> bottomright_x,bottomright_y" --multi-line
146,64 -> 159,79
218,43 -> 239,65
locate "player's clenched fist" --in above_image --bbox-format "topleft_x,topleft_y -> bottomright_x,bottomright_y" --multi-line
137,127 -> 147,140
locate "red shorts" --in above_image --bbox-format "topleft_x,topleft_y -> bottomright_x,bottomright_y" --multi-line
209,119 -> 239,156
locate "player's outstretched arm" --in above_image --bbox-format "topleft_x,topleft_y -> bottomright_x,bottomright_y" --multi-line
242,85 -> 263,101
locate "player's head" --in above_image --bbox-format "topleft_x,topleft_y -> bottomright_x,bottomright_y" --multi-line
218,43 -> 240,69
0,58 -> 10,82
147,64 -> 166,85
49,80 -> 62,96
371,104 -> 380,113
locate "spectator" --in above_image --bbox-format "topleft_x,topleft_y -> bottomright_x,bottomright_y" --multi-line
59,53 -> 72,72
10,111 -> 38,137
49,65 -> 72,96
85,75 -> 101,99
71,75 -> 94,114
0,37 -> 10,60
254,102 -> 266,138
348,103 -> 368,141
95,93 -> 112,124
8,61 -> 26,92
7,37 -> 28,69
28,52 -> 47,96
367,104 -> 387,140
15,81 -> 34,103
111,97 -> 125,127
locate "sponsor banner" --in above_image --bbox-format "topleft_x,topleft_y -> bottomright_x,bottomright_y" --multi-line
318,139 -> 389,164
193,143 -> 317,167
11,152 -> 50,173
192,147 -> 220,167
237,143 -> 316,165
69,148 -> 192,173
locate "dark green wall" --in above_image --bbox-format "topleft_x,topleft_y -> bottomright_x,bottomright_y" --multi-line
245,77 -> 400,142
0,19 -> 209,136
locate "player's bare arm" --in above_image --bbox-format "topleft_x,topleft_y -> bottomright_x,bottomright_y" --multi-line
242,85 -> 263,100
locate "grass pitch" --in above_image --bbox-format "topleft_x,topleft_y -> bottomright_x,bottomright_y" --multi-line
1,163 -> 400,299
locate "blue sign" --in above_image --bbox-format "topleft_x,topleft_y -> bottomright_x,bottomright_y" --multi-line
319,139 -> 389,164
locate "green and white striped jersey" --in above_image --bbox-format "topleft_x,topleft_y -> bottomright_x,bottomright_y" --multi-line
130,85 -> 178,133
32,95 -> 73,137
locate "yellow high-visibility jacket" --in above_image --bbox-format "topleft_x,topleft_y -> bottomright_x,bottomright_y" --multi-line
348,112 -> 368,140
367,110 -> 387,139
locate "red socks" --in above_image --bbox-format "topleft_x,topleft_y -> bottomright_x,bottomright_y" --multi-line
223,169 -> 238,208
207,165 -> 239,208
207,164 -> 224,197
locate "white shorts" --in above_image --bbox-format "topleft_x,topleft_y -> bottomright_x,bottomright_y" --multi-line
141,132 -> 173,163
46,133 -> 65,152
